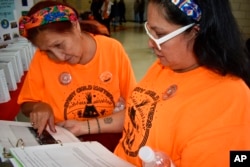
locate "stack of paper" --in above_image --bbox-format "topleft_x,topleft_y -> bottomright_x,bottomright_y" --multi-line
2,47 -> 29,71
0,121 -> 135,167
8,41 -> 35,64
0,69 -> 10,103
0,61 -> 17,91
16,37 -> 37,56
0,52 -> 22,83
10,141 -> 135,167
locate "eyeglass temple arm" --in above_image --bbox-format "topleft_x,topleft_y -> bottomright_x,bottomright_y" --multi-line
157,23 -> 195,44
144,22 -> 156,41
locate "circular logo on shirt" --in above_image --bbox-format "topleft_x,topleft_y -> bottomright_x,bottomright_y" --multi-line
121,86 -> 160,157
63,85 -> 115,120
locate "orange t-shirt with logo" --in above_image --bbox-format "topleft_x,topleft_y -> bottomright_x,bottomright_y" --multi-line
114,60 -> 250,167
18,35 -> 136,122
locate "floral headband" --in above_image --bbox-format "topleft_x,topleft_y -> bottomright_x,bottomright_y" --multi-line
171,0 -> 201,21
19,5 -> 78,37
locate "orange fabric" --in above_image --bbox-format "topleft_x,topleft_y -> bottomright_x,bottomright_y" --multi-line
18,35 -> 136,122
114,60 -> 250,167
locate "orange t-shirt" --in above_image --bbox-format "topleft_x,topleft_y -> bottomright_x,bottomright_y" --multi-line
18,35 -> 136,122
114,60 -> 250,167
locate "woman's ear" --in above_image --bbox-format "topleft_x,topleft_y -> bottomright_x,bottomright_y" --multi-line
189,24 -> 200,39
71,21 -> 81,32
192,25 -> 200,35
194,24 -> 200,31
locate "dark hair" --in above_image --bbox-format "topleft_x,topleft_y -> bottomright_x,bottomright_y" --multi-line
149,0 -> 250,87
79,20 -> 110,36
26,1 -> 109,42
80,11 -> 93,20
246,38 -> 250,53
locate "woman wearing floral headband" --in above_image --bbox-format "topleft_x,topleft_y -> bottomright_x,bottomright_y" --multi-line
114,0 -> 250,166
17,0 -> 136,149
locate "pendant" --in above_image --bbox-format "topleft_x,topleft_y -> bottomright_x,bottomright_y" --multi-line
59,72 -> 72,85
162,84 -> 178,100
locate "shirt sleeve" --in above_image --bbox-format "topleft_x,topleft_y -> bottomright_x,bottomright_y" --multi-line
17,49 -> 46,104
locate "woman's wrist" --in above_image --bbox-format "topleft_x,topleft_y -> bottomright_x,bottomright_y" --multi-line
95,117 -> 101,133
84,118 -> 101,135
86,119 -> 90,134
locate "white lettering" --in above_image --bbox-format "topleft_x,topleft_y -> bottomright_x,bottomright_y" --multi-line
234,155 -> 247,162
234,155 -> 241,162
241,155 -> 247,162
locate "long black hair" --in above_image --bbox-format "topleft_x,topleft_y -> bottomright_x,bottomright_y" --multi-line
149,0 -> 250,87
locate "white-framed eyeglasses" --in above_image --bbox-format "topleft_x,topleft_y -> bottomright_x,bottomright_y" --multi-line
144,22 -> 195,50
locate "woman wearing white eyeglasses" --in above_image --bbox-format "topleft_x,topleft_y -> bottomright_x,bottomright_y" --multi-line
114,0 -> 250,166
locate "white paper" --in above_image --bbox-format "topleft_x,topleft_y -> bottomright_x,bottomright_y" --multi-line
0,121 -> 80,150
0,54 -> 21,83
0,69 -> 10,103
16,37 -> 28,42
10,141 -> 135,167
3,47 -> 29,71
0,51 -> 24,78
0,121 -> 79,163
1,121 -> 135,167
8,42 -> 35,64
0,61 -> 17,91
15,39 -> 38,58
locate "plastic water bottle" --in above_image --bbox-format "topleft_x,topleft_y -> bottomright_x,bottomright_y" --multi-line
138,146 -> 175,167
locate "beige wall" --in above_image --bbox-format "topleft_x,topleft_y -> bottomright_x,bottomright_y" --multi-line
65,0 -> 91,14
230,0 -> 250,39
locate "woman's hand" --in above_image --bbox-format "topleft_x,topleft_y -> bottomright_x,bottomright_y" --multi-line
28,102 -> 56,136
57,120 -> 89,136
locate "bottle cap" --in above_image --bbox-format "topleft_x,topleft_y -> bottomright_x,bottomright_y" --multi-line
139,146 -> 155,163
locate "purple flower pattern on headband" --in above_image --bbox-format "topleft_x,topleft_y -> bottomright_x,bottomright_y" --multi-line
171,0 -> 201,21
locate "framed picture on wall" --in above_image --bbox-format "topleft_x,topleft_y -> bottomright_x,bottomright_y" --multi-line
1,19 -> 9,29
3,33 -> 11,41
11,22 -> 17,29
13,32 -> 19,39
21,11 -> 29,16
22,0 -> 28,6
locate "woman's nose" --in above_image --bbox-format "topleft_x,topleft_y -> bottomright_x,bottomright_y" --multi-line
148,39 -> 154,49
53,50 -> 66,61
